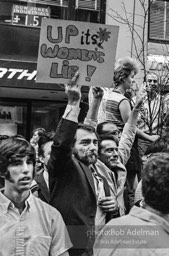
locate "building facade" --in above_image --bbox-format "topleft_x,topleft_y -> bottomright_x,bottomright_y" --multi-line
0,0 -> 106,138
1,0 -> 168,138
106,0 -> 169,86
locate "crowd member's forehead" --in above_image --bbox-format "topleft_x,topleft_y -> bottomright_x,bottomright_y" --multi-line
147,73 -> 158,80
8,154 -> 33,163
0,137 -> 36,160
102,123 -> 118,133
75,128 -> 98,142
100,139 -> 118,149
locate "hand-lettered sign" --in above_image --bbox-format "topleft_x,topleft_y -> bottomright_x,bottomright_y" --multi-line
36,19 -> 119,87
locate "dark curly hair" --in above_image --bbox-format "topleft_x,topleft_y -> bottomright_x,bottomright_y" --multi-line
142,153 -> 169,214
113,56 -> 139,87
0,136 -> 36,179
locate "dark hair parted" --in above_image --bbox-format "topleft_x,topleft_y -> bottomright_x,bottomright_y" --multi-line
96,121 -> 118,136
0,136 -> 36,178
78,123 -> 97,134
113,57 -> 139,87
142,153 -> 169,214
96,121 -> 112,135
98,134 -> 118,154
96,121 -> 107,135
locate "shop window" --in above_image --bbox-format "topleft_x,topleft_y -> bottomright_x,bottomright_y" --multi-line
0,0 -> 68,62
75,8 -> 99,22
76,0 -> 100,10
75,0 -> 101,22
0,102 -> 27,138
30,100 -> 89,135
31,101 -> 66,135
0,1 -> 68,27
0,0 -> 104,62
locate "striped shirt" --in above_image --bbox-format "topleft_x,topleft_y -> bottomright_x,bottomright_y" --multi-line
103,91 -> 129,131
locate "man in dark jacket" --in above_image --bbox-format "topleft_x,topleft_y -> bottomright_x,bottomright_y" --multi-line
48,73 -> 118,256
35,132 -> 54,203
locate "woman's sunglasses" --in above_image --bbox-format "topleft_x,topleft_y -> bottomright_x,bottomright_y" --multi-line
148,79 -> 158,83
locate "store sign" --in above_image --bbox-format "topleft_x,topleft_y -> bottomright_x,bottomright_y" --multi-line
37,19 -> 119,87
12,4 -> 50,28
0,60 -> 66,90
0,67 -> 37,80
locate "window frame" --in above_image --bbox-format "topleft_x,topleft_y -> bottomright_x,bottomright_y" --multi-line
148,0 -> 169,44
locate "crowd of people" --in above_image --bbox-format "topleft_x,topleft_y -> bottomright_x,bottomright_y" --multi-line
0,56 -> 169,256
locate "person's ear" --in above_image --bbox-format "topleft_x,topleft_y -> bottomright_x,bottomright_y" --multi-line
119,76 -> 125,83
2,170 -> 10,180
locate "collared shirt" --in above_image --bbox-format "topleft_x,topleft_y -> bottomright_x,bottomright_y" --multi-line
91,166 -> 106,233
0,192 -> 72,256
43,169 -> 49,189
94,206 -> 169,256
132,94 -> 166,134
95,159 -> 126,216
134,180 -> 143,203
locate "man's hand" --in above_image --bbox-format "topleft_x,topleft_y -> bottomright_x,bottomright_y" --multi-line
142,81 -> 151,93
65,72 -> 81,106
145,81 -> 151,92
135,83 -> 146,110
98,196 -> 118,213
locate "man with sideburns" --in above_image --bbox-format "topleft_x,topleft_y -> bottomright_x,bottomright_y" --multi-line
0,135 -> 72,256
48,72 -> 118,256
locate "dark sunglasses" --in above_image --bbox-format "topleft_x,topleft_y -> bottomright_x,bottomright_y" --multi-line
148,79 -> 157,83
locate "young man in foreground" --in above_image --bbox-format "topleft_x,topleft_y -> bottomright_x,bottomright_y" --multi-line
0,136 -> 72,256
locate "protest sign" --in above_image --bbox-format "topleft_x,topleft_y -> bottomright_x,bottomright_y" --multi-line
36,18 -> 119,87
